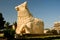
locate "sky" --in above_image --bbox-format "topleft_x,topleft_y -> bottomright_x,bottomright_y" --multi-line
0,0 -> 60,28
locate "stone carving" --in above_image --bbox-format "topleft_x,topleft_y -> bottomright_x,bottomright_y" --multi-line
54,22 -> 60,27
15,1 -> 44,34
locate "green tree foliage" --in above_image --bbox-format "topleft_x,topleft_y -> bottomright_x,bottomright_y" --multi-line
13,21 -> 17,26
4,22 -> 15,38
13,21 -> 17,29
0,13 -> 5,29
51,30 -> 58,34
45,28 -> 50,30
0,13 -> 15,38
46,30 -> 58,34
4,22 -> 10,29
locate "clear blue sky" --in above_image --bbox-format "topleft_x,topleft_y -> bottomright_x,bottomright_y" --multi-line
0,0 -> 60,28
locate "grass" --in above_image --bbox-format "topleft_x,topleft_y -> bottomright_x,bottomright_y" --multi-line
0,34 -> 60,40
0,33 -> 60,39
20,34 -> 60,39
15,34 -> 60,40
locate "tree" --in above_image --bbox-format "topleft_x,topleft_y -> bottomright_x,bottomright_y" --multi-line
4,22 -> 15,38
46,30 -> 58,34
4,22 -> 10,29
51,30 -> 58,34
13,21 -> 17,27
13,21 -> 17,29
0,13 -> 5,29
45,28 -> 50,30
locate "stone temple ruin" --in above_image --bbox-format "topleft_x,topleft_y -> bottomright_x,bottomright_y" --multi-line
53,22 -> 60,34
15,1 -> 44,34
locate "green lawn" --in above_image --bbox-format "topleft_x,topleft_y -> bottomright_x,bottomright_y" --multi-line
0,33 -> 60,39
21,34 -> 60,38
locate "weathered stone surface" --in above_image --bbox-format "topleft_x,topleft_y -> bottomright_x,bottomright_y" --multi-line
54,22 -> 60,27
15,1 -> 44,34
53,22 -> 60,34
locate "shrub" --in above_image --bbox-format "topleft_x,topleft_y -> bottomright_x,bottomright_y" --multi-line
4,29 -> 15,38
